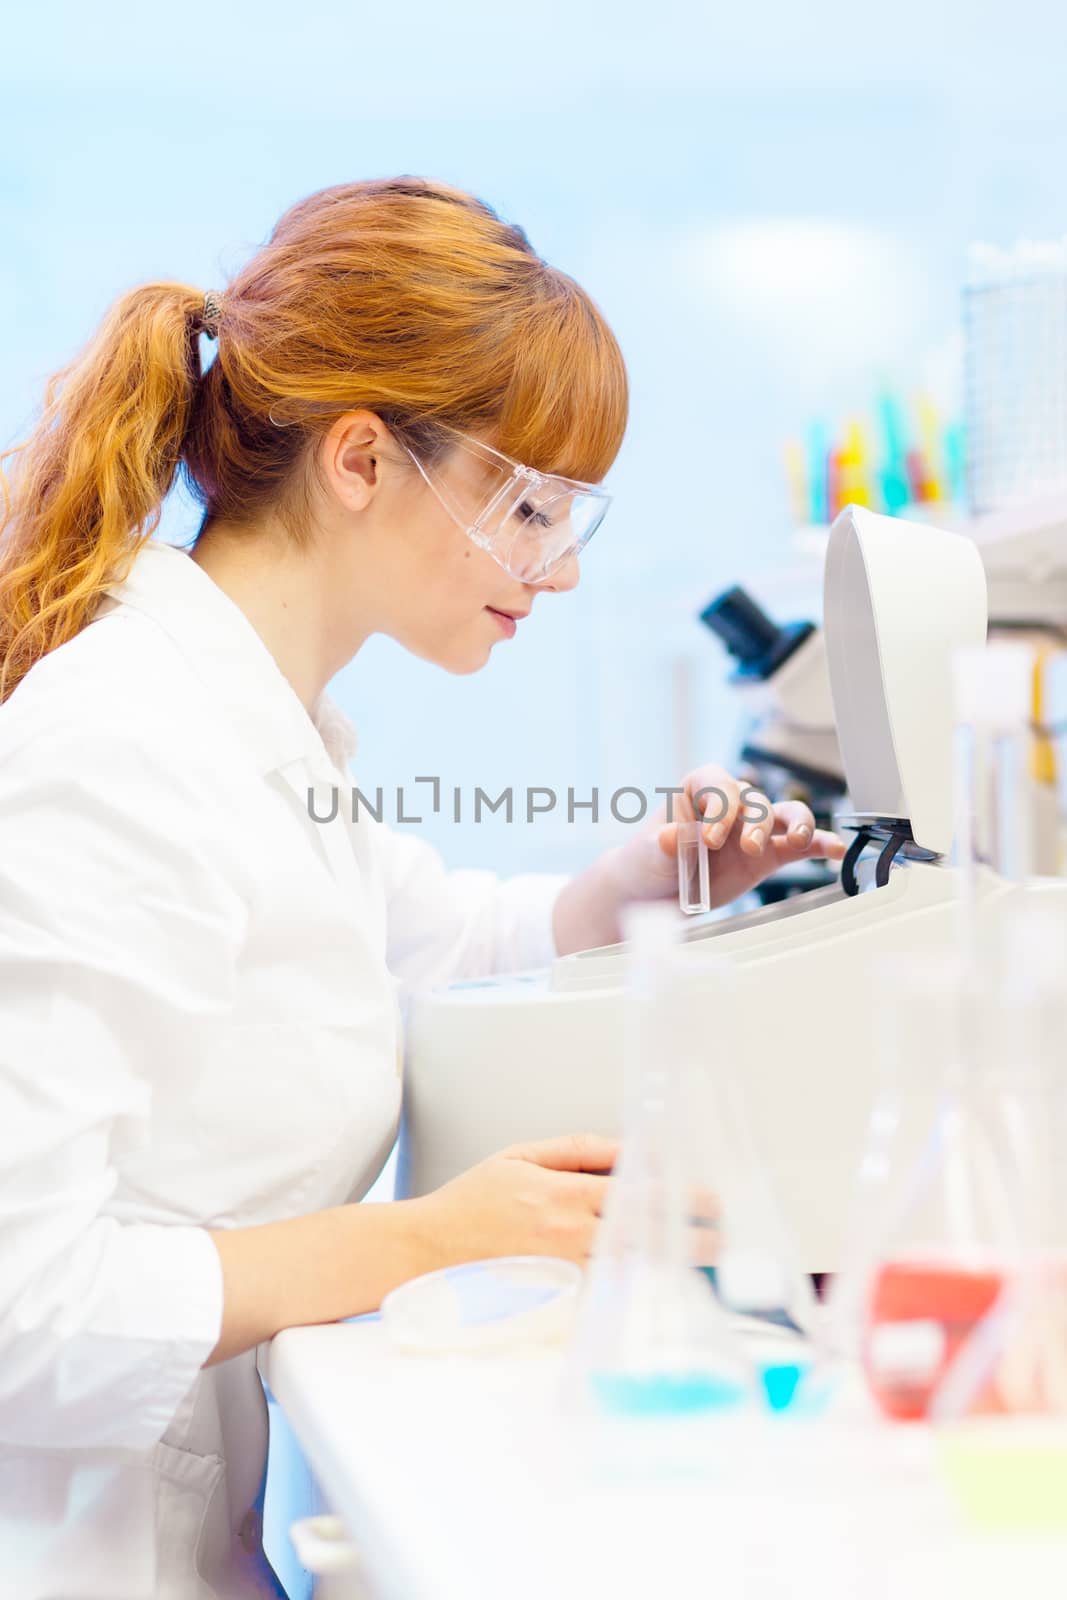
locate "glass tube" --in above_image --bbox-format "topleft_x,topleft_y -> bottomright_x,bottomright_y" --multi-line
677,819 -> 711,915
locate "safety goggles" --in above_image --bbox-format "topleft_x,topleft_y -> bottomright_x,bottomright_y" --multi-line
402,429 -> 613,583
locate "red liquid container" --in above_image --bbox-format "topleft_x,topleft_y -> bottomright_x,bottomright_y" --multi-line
864,1258 -> 1005,1421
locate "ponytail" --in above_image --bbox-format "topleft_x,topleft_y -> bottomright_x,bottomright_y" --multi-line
0,283 -> 207,702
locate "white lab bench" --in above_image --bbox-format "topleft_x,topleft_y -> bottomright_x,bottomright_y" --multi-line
260,1318 -> 1067,1600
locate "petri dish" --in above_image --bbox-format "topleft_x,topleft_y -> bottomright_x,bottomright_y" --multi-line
380,1256 -> 583,1356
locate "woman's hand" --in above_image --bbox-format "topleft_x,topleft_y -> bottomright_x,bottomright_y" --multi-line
206,1133 -> 618,1365
410,1133 -> 618,1270
552,763 -> 846,955
622,762 -> 846,909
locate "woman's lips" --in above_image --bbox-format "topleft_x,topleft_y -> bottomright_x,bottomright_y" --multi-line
486,606 -> 523,638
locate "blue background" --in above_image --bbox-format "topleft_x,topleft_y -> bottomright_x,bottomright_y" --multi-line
4,0 -> 1067,874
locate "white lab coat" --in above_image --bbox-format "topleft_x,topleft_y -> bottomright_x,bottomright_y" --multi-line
0,541 -> 568,1599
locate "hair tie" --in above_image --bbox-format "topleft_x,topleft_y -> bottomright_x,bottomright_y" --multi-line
201,291 -> 223,340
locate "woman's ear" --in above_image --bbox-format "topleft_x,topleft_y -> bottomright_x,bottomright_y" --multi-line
320,410 -> 389,512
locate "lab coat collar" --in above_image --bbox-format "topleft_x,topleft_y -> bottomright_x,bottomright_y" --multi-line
99,540 -> 359,782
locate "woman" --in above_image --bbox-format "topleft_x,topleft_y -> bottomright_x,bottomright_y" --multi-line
0,177 -> 843,1598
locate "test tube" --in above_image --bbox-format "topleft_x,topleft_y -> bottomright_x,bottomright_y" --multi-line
677,819 -> 711,915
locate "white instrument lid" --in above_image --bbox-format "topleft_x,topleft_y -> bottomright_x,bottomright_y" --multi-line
823,505 -> 988,858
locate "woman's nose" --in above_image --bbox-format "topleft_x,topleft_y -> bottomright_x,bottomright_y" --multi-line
535,552 -> 581,594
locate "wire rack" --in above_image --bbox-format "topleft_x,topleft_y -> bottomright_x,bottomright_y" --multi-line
964,240 -> 1067,515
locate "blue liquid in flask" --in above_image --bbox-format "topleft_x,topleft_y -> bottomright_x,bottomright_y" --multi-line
592,1371 -> 747,1417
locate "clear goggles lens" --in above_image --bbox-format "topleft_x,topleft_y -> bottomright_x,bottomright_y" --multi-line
481,478 -> 611,582
405,433 -> 612,582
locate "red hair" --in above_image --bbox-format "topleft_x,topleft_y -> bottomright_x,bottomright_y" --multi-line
0,176 -> 628,701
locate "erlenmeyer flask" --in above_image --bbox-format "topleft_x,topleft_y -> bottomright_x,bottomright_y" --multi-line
860,958 -> 1017,1422
563,903 -> 753,1418
817,943 -> 1015,1423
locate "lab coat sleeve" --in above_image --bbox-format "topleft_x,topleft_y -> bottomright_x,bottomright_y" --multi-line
0,719 -> 240,1452
375,823 -> 571,991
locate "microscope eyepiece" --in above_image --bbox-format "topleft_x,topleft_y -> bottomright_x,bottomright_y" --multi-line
700,586 -> 814,681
